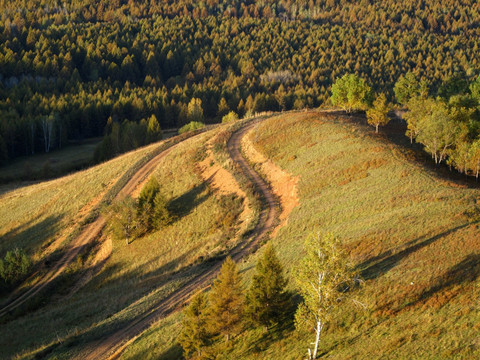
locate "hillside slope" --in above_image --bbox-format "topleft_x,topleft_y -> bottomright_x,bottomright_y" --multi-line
1,111 -> 479,359
122,111 -> 480,359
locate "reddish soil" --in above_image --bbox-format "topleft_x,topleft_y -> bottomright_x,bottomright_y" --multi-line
241,126 -> 299,236
199,133 -> 252,234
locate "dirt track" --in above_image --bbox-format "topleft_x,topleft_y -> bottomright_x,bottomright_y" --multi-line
78,118 -> 280,360
0,144 -> 178,318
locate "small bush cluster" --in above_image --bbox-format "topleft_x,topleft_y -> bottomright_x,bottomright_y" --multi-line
179,121 -> 205,135
0,248 -> 32,285
110,177 -> 170,244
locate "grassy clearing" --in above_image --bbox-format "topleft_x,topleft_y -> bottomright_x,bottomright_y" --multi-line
0,124 -> 254,359
123,111 -> 480,359
0,138 -> 101,183
0,140 -> 164,259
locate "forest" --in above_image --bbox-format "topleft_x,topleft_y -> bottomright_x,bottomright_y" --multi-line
1,0 -> 480,164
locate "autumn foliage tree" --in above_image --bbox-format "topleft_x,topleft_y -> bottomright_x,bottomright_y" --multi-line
366,93 -> 390,133
331,74 -> 371,113
179,291 -> 211,359
294,233 -> 358,360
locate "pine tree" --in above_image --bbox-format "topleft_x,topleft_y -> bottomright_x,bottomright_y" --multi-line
137,177 -> 170,231
208,257 -> 244,343
245,243 -> 290,330
146,114 -> 162,143
179,291 -> 210,359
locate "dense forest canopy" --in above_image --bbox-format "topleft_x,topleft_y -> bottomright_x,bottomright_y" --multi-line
1,0 -> 480,163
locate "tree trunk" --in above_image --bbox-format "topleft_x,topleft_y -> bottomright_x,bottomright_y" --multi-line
375,124 -> 379,133
312,319 -> 323,359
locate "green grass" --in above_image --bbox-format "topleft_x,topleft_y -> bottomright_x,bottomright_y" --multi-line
0,140 -> 162,258
0,138 -> 102,183
121,112 -> 480,359
0,124 -> 254,360
2,112 -> 480,359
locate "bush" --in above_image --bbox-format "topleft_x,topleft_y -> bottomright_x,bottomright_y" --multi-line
222,111 -> 239,123
178,121 -> 205,135
0,248 -> 32,285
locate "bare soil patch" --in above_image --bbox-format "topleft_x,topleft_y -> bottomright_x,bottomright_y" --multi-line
198,134 -> 252,234
242,126 -> 299,236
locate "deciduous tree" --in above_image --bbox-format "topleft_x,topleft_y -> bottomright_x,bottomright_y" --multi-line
294,232 -> 357,360
331,73 -> 371,113
366,93 -> 390,133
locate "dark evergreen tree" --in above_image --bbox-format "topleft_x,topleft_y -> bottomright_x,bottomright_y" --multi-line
208,257 -> 244,343
245,243 -> 290,330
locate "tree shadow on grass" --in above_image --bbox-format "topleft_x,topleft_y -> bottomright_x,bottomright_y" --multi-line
406,253 -> 480,308
0,214 -> 63,255
0,214 -> 63,301
358,222 -> 475,281
321,111 -> 480,188
167,180 -> 210,222
156,343 -> 183,360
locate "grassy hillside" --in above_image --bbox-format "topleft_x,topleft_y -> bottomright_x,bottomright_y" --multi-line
0,124 -> 256,359
2,111 -> 479,359
121,112 -> 480,359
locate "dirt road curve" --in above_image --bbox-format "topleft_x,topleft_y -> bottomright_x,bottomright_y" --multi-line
79,119 -> 280,360
0,144 -> 178,318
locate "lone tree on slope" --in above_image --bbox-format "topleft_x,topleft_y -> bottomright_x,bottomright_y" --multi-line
294,232 -> 358,360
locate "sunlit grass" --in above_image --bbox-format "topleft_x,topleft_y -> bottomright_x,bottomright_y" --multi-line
0,124 -> 255,359
3,112 -> 480,359
123,111 -> 480,359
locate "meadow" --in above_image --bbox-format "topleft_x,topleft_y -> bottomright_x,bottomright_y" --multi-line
1,111 -> 479,359
119,111 -> 480,359
0,124 -> 253,359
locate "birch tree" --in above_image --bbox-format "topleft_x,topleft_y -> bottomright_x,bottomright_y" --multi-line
41,114 -> 55,153
110,198 -> 137,245
415,102 -> 461,165
294,233 -> 357,360
330,73 -> 371,113
366,93 -> 390,133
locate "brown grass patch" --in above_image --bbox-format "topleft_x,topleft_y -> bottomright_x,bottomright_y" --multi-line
338,158 -> 388,186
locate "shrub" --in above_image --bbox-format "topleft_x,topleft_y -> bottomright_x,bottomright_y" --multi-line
222,111 -> 239,124
0,248 -> 32,285
178,121 -> 205,135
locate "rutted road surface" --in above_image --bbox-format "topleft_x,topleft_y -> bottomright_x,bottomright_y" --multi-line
0,140 -> 182,318
79,118 -> 280,360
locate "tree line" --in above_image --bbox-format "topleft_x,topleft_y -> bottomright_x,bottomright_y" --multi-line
1,0 -> 480,164
331,72 -> 480,179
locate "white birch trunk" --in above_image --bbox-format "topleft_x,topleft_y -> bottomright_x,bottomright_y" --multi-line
312,319 -> 323,359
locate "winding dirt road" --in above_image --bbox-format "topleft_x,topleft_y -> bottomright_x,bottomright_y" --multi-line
79,118 -> 280,360
0,141 -> 181,318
